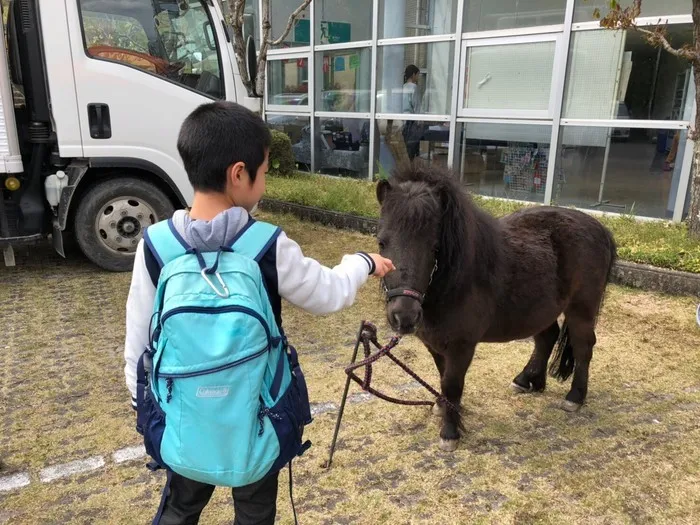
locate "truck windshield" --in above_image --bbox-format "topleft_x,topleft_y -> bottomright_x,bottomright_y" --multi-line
80,0 -> 223,99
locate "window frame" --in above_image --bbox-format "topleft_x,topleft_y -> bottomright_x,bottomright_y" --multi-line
458,32 -> 564,119
265,52 -> 311,113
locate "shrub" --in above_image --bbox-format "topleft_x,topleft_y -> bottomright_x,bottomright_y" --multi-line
268,129 -> 296,177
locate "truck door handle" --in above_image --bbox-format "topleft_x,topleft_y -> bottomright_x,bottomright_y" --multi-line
88,103 -> 111,139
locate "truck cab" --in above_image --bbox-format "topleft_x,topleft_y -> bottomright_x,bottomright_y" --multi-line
0,0 -> 258,271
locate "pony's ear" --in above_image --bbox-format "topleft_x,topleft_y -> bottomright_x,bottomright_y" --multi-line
376,179 -> 391,205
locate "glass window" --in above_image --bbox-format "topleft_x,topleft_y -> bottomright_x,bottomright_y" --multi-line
267,58 -> 309,107
454,122 -> 553,203
378,0 -> 458,38
315,0 -> 373,44
377,42 -> 454,115
80,0 -> 224,99
314,117 -> 370,178
271,2 -> 310,48
563,26 -> 694,121
462,39 -> 556,115
267,114 -> 312,171
316,48 -> 372,112
463,0 -> 566,33
574,0 -> 691,24
554,126 -> 683,218
374,118 -> 450,176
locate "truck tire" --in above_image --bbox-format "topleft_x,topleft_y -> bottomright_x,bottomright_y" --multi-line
74,177 -> 175,272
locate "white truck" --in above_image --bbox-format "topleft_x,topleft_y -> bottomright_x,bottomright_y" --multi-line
0,0 -> 259,271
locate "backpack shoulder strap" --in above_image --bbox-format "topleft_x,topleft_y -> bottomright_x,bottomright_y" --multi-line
230,219 -> 282,262
143,219 -> 191,278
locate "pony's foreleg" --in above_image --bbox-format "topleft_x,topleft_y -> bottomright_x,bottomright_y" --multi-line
438,343 -> 476,452
511,321 -> 560,394
427,346 -> 447,417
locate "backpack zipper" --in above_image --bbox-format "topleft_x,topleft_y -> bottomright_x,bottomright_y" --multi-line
160,305 -> 272,342
156,305 -> 277,402
160,346 -> 269,379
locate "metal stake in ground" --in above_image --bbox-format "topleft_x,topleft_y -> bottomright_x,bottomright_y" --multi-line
321,321 -> 366,469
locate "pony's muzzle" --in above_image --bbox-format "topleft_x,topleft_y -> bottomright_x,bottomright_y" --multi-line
387,298 -> 423,334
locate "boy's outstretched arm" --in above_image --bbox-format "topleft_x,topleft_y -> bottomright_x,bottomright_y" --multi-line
276,232 -> 393,315
124,241 -> 156,409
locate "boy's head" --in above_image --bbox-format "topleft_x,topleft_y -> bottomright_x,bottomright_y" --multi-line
177,101 -> 271,212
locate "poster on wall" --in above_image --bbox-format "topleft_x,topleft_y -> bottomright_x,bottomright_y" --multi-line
335,57 -> 345,72
293,19 -> 310,45
319,21 -> 351,45
349,54 -> 359,70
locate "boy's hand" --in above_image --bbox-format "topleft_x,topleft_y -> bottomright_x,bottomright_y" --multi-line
369,254 -> 395,278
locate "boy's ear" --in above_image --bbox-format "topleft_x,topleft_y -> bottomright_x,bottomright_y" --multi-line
227,162 -> 247,186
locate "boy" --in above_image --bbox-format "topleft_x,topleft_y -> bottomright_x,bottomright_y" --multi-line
124,101 -> 394,525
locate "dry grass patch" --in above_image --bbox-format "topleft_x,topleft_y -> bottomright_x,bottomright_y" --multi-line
1,213 -> 699,524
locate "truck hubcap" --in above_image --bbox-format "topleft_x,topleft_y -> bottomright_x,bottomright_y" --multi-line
96,198 -> 157,254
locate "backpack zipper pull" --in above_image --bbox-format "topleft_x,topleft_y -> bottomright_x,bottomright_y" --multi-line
166,378 -> 173,403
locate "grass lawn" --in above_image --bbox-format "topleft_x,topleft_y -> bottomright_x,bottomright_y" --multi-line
266,173 -> 700,274
1,212 -> 699,524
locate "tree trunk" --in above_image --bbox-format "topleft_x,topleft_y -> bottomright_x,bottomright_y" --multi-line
688,140 -> 700,236
689,0 -> 700,237
384,120 -> 410,166
255,0 -> 271,98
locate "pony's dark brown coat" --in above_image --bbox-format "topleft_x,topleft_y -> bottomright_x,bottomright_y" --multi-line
377,162 -> 616,449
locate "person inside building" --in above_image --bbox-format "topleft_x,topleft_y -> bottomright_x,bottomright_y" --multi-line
401,64 -> 425,160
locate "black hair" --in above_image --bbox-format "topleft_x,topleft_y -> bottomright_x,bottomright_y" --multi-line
404,64 -> 420,83
177,101 -> 271,192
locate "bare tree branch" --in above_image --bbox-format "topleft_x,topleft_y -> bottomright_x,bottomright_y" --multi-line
597,0 -> 700,64
268,0 -> 311,46
634,25 -> 699,62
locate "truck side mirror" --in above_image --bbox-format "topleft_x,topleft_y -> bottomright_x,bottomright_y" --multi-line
246,35 -> 257,96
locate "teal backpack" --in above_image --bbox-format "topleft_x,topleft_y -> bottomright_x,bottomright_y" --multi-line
135,218 -> 312,488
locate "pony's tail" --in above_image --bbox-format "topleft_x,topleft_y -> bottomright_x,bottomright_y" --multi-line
548,323 -> 575,382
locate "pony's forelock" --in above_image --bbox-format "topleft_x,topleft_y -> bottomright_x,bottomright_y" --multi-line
381,161 -> 500,296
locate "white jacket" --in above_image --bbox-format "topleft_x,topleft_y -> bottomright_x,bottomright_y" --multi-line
124,222 -> 374,407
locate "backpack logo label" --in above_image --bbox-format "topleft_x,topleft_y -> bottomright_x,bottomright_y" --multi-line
196,386 -> 230,398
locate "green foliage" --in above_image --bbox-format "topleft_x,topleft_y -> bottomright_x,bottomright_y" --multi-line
266,172 -> 700,274
268,130 -> 296,177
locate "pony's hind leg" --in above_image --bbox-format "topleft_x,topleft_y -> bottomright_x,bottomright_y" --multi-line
550,308 -> 596,412
438,343 -> 476,452
511,321 -> 560,394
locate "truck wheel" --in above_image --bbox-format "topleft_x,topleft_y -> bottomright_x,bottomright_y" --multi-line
74,177 -> 175,272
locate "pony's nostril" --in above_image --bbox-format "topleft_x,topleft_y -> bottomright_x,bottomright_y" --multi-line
393,313 -> 402,329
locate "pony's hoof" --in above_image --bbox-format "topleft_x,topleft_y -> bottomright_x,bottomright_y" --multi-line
431,403 -> 446,417
561,400 -> 582,413
510,381 -> 533,394
439,438 -> 459,452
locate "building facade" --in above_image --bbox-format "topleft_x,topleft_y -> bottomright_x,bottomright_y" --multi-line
257,0 -> 695,220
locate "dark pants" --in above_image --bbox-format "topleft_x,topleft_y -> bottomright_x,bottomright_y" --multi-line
402,120 -> 424,160
153,471 -> 279,525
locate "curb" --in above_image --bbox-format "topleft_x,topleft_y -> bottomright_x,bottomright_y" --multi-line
260,198 -> 700,298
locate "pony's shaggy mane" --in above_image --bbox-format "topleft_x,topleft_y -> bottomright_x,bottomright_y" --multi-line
382,161 -> 502,300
